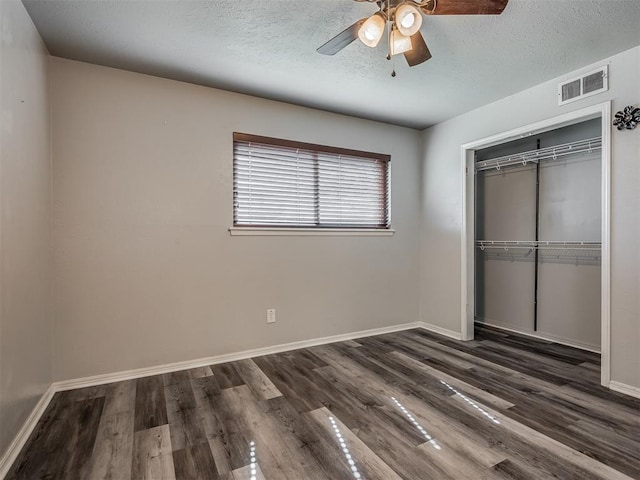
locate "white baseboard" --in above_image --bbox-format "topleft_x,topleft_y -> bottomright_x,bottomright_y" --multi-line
0,385 -> 55,479
609,381 -> 640,399
475,321 -> 601,354
53,322 -> 425,391
419,322 -> 463,341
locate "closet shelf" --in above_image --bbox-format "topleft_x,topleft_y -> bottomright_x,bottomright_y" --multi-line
475,137 -> 602,172
476,240 -> 601,251
476,241 -> 601,265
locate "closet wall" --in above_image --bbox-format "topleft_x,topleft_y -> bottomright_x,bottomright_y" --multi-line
475,119 -> 601,350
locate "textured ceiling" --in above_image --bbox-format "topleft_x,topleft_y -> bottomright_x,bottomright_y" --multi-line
23,0 -> 640,129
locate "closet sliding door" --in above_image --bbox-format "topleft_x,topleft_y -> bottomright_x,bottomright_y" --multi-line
476,149 -> 537,332
475,119 -> 602,351
537,124 -> 601,350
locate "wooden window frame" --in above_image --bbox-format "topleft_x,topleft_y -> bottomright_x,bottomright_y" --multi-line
231,133 -> 392,236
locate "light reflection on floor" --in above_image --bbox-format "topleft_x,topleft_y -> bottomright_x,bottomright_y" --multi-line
249,441 -> 257,480
328,416 -> 363,479
440,380 -> 501,424
391,397 -> 442,450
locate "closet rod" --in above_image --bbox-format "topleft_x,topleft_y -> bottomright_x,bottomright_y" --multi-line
475,137 -> 602,172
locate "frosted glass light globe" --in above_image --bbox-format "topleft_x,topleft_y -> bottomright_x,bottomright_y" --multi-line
395,3 -> 422,36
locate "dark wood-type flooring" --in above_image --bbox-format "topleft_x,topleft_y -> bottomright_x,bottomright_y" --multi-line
7,325 -> 640,479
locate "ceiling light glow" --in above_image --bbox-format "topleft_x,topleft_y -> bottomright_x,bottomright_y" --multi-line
395,3 -> 423,36
401,12 -> 415,29
390,29 -> 412,55
358,13 -> 385,48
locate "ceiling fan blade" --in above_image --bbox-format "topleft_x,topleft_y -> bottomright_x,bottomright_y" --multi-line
317,18 -> 366,55
404,32 -> 432,67
421,0 -> 509,15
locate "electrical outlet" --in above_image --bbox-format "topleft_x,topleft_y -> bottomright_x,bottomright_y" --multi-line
266,308 -> 276,324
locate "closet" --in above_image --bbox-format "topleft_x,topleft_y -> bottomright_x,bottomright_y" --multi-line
474,118 -> 601,351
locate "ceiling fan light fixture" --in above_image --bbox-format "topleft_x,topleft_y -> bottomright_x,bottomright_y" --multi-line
358,12 -> 385,47
390,28 -> 412,55
395,3 -> 422,36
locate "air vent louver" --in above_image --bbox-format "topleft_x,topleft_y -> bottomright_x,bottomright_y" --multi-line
561,79 -> 581,103
558,65 -> 608,106
583,71 -> 605,94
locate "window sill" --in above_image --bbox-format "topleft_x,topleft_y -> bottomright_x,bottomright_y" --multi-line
229,227 -> 395,237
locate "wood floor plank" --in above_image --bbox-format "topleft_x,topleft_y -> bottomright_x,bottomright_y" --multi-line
62,383 -> 110,403
7,326 -> 639,480
164,372 -> 198,412
234,358 -> 282,400
172,443 -> 219,480
566,379 -> 640,410
281,348 -> 329,370
322,336 -> 636,480
317,342 -> 420,388
309,361 -> 488,478
166,402 -> 208,451
383,332 -> 483,369
189,375 -> 237,475
504,402 -> 640,478
187,366 -> 214,380
312,345 -> 510,475
410,351 -> 639,477
9,395 -> 106,479
164,372 -> 208,452
393,390 -> 509,471
208,438 -> 233,477
5,392 -> 76,478
86,380 -> 136,480
262,395 -> 368,480
478,458 -> 561,480
388,351 -> 515,410
479,339 -> 600,385
191,373 -> 222,404
198,384 -> 257,472
252,354 -> 327,413
134,375 -> 169,432
132,424 -> 176,480
218,385 -> 330,480
401,380 -> 618,480
447,393 -> 636,480
306,407 -> 403,480
210,362 -> 245,390
476,324 -> 601,365
231,462 -> 266,480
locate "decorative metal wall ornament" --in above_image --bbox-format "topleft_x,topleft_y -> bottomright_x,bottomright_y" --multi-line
613,105 -> 640,131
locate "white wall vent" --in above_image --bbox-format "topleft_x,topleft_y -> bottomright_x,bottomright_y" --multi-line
558,65 -> 608,106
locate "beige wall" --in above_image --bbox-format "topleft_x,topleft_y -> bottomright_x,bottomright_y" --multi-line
420,46 -> 640,388
51,58 -> 422,381
0,0 -> 52,458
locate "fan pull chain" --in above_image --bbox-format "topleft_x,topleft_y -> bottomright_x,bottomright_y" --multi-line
391,50 -> 397,77
385,6 -> 396,78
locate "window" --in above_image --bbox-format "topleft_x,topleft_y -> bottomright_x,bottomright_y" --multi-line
233,133 -> 391,229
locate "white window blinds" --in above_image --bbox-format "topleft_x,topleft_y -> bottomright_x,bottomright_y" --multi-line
233,133 -> 390,228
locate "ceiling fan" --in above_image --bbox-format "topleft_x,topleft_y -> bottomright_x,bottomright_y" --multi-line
318,0 -> 509,68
